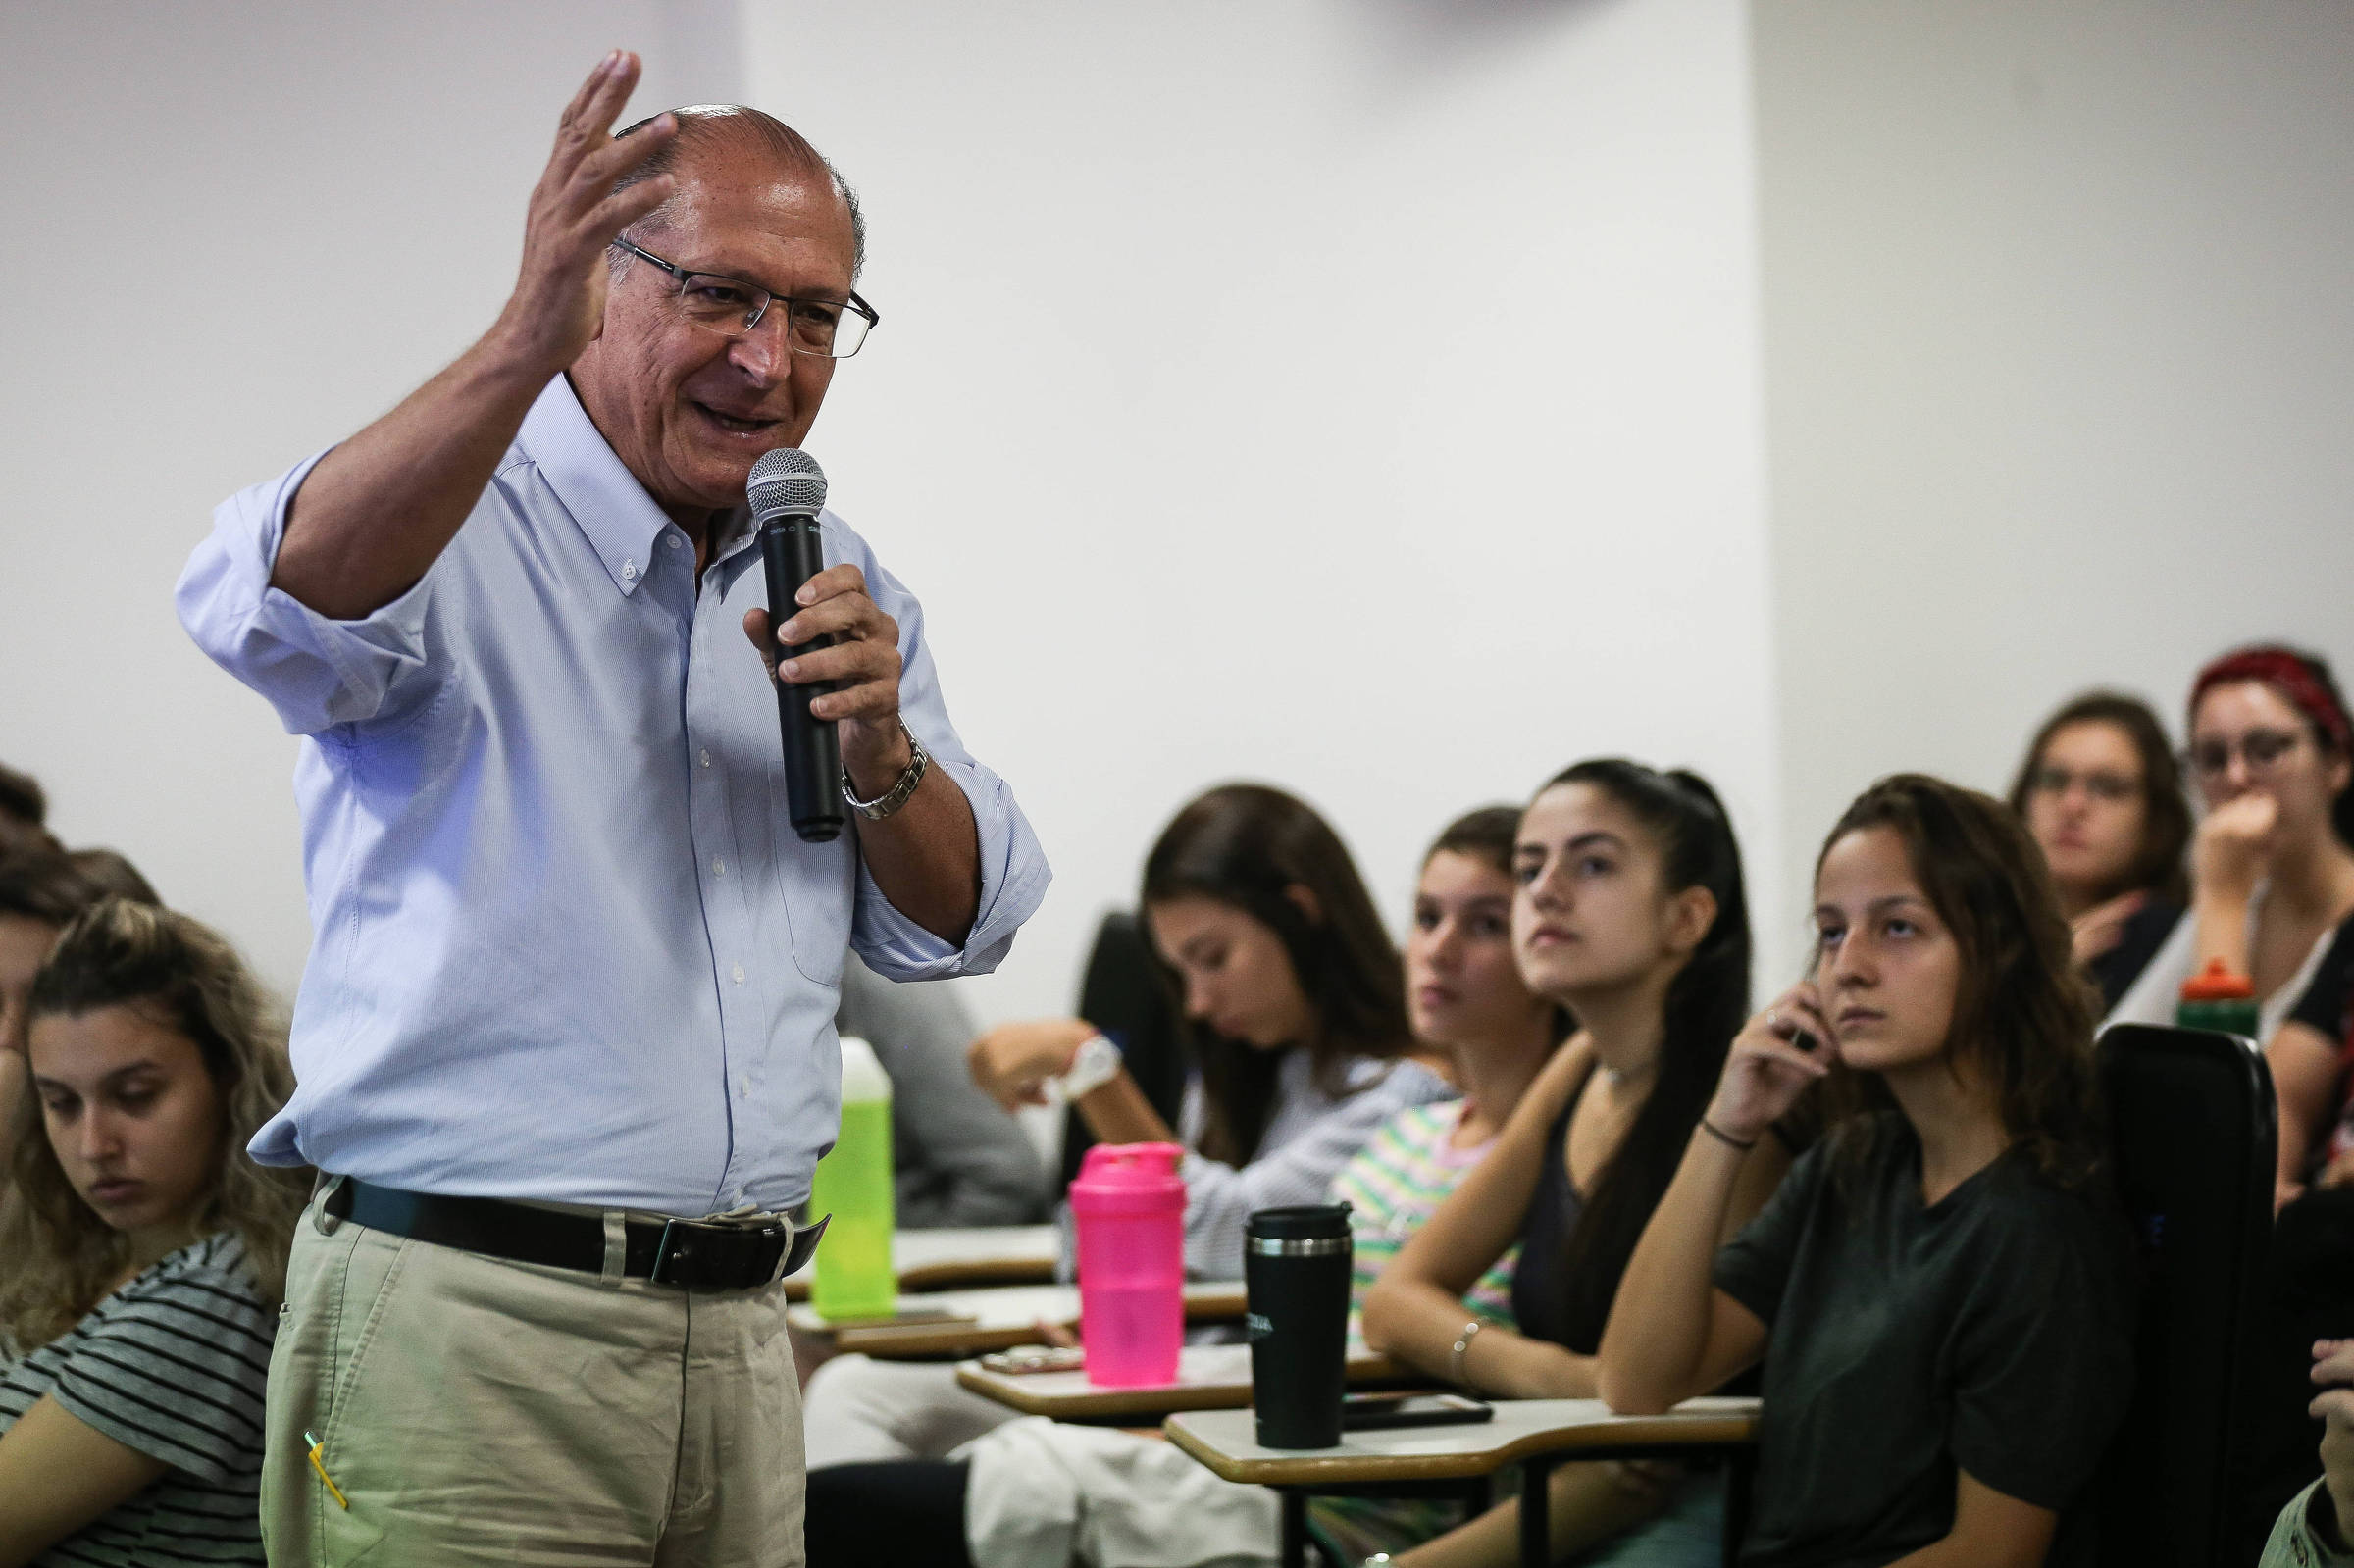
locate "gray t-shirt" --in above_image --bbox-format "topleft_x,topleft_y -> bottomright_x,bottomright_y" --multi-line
1713,1118 -> 2136,1568
0,1232 -> 275,1566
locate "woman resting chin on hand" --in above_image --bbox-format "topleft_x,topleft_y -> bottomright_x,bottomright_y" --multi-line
1598,775 -> 2137,1568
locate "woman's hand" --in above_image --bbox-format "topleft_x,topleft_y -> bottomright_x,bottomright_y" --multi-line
2071,889 -> 2149,968
966,1018 -> 1100,1111
2194,791 -> 2278,905
1706,984 -> 1836,1145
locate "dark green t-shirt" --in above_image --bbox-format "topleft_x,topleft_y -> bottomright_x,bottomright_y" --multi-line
1713,1117 -> 2136,1568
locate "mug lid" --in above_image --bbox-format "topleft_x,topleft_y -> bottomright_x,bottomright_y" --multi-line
1246,1202 -> 1352,1239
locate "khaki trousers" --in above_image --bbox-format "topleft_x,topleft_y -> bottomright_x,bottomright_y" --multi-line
261,1189 -> 806,1567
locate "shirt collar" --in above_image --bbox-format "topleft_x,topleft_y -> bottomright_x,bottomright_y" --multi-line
518,375 -> 677,597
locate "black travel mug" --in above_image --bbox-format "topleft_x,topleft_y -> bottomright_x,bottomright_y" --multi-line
1245,1204 -> 1354,1448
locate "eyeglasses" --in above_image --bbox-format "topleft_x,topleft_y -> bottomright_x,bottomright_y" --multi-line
2028,766 -> 2140,804
609,238 -> 879,359
2182,729 -> 2306,780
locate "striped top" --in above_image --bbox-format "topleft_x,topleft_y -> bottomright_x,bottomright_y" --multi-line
0,1233 -> 274,1566
1330,1097 -> 1519,1330
1313,1099 -> 1521,1554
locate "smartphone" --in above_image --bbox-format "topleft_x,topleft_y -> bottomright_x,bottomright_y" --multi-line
1340,1391 -> 1494,1431
977,1345 -> 1088,1376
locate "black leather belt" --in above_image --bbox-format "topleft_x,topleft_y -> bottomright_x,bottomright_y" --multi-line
323,1177 -> 828,1291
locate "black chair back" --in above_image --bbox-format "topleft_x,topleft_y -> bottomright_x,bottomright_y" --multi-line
1058,912 -> 1191,1189
2093,1023 -> 2276,1568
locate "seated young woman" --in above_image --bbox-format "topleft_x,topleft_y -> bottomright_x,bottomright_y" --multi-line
800,783 -> 1453,1472
2005,690 -> 2190,1009
1600,774 -> 2136,1568
1361,759 -> 1786,1568
0,851 -> 158,1170
804,805 -> 1570,1568
0,898 -> 310,1567
2109,644 -> 2354,1037
965,782 -> 1455,1277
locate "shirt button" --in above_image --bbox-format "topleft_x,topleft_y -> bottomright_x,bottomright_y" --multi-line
712,856 -> 727,878
731,964 -> 746,985
739,1076 -> 752,1096
700,749 -> 713,769
665,533 -> 682,549
622,559 -> 638,582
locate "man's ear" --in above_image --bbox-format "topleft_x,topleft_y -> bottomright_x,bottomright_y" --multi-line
1665,885 -> 1718,957
1284,883 -> 1323,926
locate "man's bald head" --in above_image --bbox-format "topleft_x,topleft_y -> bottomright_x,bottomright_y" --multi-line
612,105 -> 864,278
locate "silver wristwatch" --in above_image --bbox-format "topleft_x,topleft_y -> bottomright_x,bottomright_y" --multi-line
841,719 -> 929,821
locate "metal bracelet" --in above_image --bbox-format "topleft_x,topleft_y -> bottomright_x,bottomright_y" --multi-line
841,718 -> 929,821
1450,1318 -> 1486,1390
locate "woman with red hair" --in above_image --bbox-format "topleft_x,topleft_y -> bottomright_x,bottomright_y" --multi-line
2108,645 -> 2354,1063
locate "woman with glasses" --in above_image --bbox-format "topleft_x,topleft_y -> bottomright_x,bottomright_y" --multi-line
2107,644 -> 2354,1046
2006,692 -> 2192,1009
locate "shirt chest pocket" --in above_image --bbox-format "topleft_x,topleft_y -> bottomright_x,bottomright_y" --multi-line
760,761 -> 856,988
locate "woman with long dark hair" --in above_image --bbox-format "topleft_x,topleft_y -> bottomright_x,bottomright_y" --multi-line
0,899 -> 309,1566
1363,760 -> 1782,1566
802,783 -> 1448,1473
2005,690 -> 2191,1008
1601,775 -> 2134,1567
966,782 -> 1437,1275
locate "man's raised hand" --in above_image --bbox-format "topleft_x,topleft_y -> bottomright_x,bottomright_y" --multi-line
491,51 -> 679,377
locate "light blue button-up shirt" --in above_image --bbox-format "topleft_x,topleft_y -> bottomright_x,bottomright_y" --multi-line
177,376 -> 1049,1214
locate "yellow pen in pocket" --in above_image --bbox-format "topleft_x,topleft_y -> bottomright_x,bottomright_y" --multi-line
303,1430 -> 349,1510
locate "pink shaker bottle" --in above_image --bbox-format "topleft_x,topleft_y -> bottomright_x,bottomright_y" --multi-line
1068,1141 -> 1187,1387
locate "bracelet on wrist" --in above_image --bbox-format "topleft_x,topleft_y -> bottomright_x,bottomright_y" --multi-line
1449,1318 -> 1486,1391
842,718 -> 929,822
1699,1117 -> 1757,1153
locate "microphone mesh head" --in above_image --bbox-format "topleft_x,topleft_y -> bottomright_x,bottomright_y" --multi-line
746,447 -> 828,521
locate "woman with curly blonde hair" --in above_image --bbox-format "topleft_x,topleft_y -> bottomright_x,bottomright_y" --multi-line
0,898 -> 307,1566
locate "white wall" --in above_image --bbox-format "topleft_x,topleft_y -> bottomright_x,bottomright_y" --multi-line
743,0 -> 1786,1018
1754,1 -> 2354,913
0,0 -> 741,993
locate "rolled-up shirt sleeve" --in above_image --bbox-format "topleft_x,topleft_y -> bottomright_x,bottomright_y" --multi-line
175,448 -> 438,735
846,548 -> 1049,982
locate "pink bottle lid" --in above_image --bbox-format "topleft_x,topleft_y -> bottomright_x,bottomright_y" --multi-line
1068,1141 -> 1186,1217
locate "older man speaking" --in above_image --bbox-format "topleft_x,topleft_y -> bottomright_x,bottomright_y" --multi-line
177,52 -> 1048,1565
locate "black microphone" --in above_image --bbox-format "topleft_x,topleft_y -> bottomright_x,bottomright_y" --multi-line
747,448 -> 845,843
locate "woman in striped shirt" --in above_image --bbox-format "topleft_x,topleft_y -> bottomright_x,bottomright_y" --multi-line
0,899 -> 307,1567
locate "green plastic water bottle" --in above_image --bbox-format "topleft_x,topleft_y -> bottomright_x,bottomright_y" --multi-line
811,1035 -> 896,1321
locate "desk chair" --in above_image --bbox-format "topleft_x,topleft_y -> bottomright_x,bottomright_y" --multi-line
1060,911 -> 1190,1188
2092,1022 -> 2276,1568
